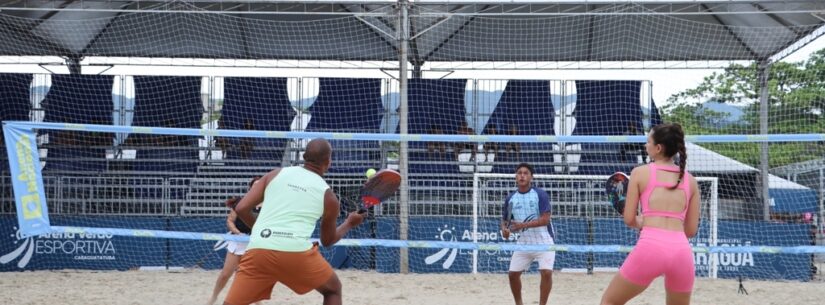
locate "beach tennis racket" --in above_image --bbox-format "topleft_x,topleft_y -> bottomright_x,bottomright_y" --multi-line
605,172 -> 630,215
503,201 -> 514,233
357,169 -> 401,214
503,202 -> 532,235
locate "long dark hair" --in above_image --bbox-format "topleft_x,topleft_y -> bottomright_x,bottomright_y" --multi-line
249,176 -> 262,189
650,123 -> 686,189
225,196 -> 241,210
226,176 -> 262,210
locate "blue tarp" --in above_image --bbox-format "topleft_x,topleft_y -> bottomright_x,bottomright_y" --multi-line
131,76 -> 201,172
221,77 -> 295,162
484,80 -> 556,174
0,73 -> 32,122
0,73 -> 32,170
307,78 -> 383,132
404,79 -> 468,174
650,99 -> 663,126
307,78 -> 383,173
42,75 -> 114,171
572,80 -> 644,175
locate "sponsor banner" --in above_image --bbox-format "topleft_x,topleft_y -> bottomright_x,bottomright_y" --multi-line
405,217 -> 812,280
0,215 -> 395,272
3,125 -> 50,236
2,216 -> 813,280
410,217 -> 606,273
310,217 -> 384,270
591,219 -> 638,270
375,217 -> 401,273
694,221 -> 814,281
0,216 -> 165,271
168,218 -> 231,270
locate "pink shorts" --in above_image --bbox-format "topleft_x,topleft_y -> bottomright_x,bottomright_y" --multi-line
619,227 -> 695,293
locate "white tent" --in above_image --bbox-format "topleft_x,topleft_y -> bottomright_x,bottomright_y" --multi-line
687,142 -> 817,213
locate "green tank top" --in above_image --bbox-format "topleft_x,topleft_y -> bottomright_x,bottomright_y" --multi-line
248,166 -> 329,252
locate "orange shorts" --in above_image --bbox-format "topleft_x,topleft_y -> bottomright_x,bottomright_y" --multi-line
224,246 -> 333,305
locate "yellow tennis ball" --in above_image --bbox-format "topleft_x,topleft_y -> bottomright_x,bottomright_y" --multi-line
365,168 -> 377,178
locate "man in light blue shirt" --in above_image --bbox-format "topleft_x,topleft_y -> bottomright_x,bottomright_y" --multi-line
501,163 -> 555,305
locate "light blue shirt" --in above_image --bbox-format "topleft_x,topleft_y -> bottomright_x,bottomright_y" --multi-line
503,187 -> 555,242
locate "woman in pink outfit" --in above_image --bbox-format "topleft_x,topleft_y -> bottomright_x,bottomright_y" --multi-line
601,123 -> 701,305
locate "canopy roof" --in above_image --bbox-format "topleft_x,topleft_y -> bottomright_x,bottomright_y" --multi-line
0,1 -> 823,63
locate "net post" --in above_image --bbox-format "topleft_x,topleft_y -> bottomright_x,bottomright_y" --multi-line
758,61 -> 771,221
820,168 -> 824,244
397,0 -> 411,274
472,174 -> 479,274
647,80 -> 653,131
205,76 -> 216,161
709,177 -> 719,279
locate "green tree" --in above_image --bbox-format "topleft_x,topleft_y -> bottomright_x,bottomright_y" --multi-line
663,49 -> 825,168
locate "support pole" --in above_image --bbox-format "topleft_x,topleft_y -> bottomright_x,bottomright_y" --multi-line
758,61 -> 771,221
66,55 -> 82,75
398,0 -> 410,274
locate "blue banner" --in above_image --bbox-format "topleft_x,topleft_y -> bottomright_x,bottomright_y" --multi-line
400,217 -> 813,281
168,217 -> 231,270
0,215 -> 402,272
0,216 -> 166,271
1,215 -> 814,280
310,217 -> 386,270
404,218 -> 636,273
591,219 -> 638,270
692,221 -> 814,281
374,217 -> 401,273
2,124 -> 50,237
410,217 -> 473,273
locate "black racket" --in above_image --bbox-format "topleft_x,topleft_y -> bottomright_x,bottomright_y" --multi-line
606,172 -> 630,215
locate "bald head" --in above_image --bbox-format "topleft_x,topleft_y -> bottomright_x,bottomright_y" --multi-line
303,138 -> 332,167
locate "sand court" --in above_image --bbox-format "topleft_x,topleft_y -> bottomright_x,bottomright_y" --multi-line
1,269 -> 823,305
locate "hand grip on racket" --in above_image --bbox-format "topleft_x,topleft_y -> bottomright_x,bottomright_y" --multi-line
357,169 -> 401,214
502,206 -> 512,238
605,172 -> 630,215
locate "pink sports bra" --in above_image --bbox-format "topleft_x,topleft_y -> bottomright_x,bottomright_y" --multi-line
640,163 -> 692,221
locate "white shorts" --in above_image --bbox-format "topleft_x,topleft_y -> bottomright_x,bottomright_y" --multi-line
226,240 -> 249,256
509,251 -> 556,272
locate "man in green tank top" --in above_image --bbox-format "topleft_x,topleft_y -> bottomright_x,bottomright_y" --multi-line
224,138 -> 365,305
